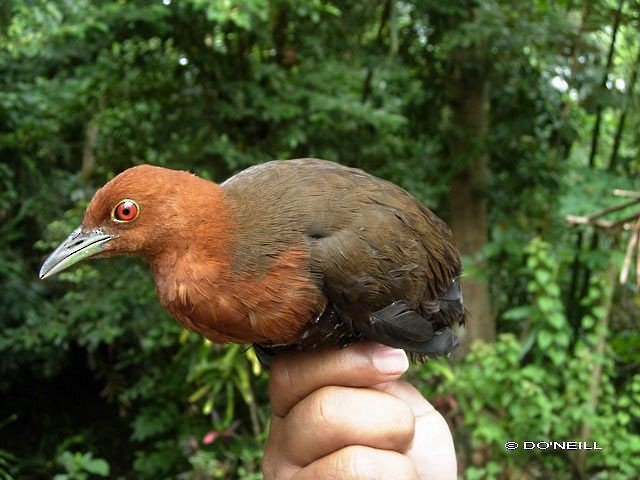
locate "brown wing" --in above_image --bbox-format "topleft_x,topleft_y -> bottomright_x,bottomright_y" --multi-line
308,189 -> 464,355
223,158 -> 464,355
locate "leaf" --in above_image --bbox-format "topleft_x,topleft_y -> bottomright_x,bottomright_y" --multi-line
534,269 -> 551,285
544,283 -> 560,297
582,315 -> 595,329
425,359 -> 456,381
82,457 -> 109,476
503,305 -> 532,321
537,330 -> 553,350
537,296 -> 554,313
245,348 -> 262,376
188,384 -> 211,403
131,405 -> 177,441
519,329 -> 538,359
203,396 -> 213,416
56,452 -> 77,473
548,349 -> 566,366
547,312 -> 565,329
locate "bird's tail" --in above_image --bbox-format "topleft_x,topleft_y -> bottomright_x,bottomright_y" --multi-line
364,279 -> 464,358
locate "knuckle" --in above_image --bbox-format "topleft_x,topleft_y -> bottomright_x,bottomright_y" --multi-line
262,436 -> 279,480
262,446 -> 296,480
393,399 -> 416,447
342,446 -> 376,479
269,357 -> 294,401
309,386 -> 342,428
261,455 -> 275,480
338,446 -> 416,480
365,395 -> 415,452
432,409 -> 450,432
384,454 -> 417,480
262,421 -> 291,480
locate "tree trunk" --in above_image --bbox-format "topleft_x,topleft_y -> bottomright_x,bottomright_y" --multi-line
81,121 -> 98,183
81,97 -> 104,187
608,43 -> 640,171
550,0 -> 592,156
568,0 -> 622,323
447,48 -> 493,351
361,0 -> 391,103
588,0 -> 624,168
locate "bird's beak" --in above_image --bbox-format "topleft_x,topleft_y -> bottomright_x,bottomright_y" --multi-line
39,227 -> 114,279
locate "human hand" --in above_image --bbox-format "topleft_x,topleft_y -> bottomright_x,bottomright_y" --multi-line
262,342 -> 457,479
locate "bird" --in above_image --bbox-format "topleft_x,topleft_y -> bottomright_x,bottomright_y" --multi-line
40,159 -> 465,364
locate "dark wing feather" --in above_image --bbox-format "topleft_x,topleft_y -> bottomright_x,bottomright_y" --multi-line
224,158 -> 465,358
308,188 -> 464,357
411,328 -> 459,356
369,300 -> 434,343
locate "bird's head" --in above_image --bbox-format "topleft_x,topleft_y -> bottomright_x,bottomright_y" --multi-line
39,164 -> 228,279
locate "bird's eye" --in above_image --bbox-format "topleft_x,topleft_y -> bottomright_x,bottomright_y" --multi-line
112,199 -> 139,222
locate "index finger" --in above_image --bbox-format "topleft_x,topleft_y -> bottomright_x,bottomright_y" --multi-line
376,381 -> 457,480
268,342 -> 409,418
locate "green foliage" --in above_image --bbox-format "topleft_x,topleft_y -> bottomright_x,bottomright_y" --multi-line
54,451 -> 109,480
0,416 -> 18,480
1,0 -> 639,478
421,238 -> 640,479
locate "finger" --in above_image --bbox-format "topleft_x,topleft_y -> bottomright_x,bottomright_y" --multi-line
373,380 -> 434,416
262,416 -> 296,480
375,381 -> 456,480
269,342 -> 409,418
293,445 -> 418,480
282,386 -> 415,467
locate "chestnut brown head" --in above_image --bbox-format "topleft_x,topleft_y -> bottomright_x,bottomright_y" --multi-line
39,164 -> 223,279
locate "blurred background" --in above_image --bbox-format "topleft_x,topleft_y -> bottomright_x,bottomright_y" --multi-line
1,0 -> 639,478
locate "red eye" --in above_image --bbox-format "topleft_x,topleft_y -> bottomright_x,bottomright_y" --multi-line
113,199 -> 139,222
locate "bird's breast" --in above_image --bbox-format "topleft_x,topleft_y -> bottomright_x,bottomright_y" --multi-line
152,248 -> 325,344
